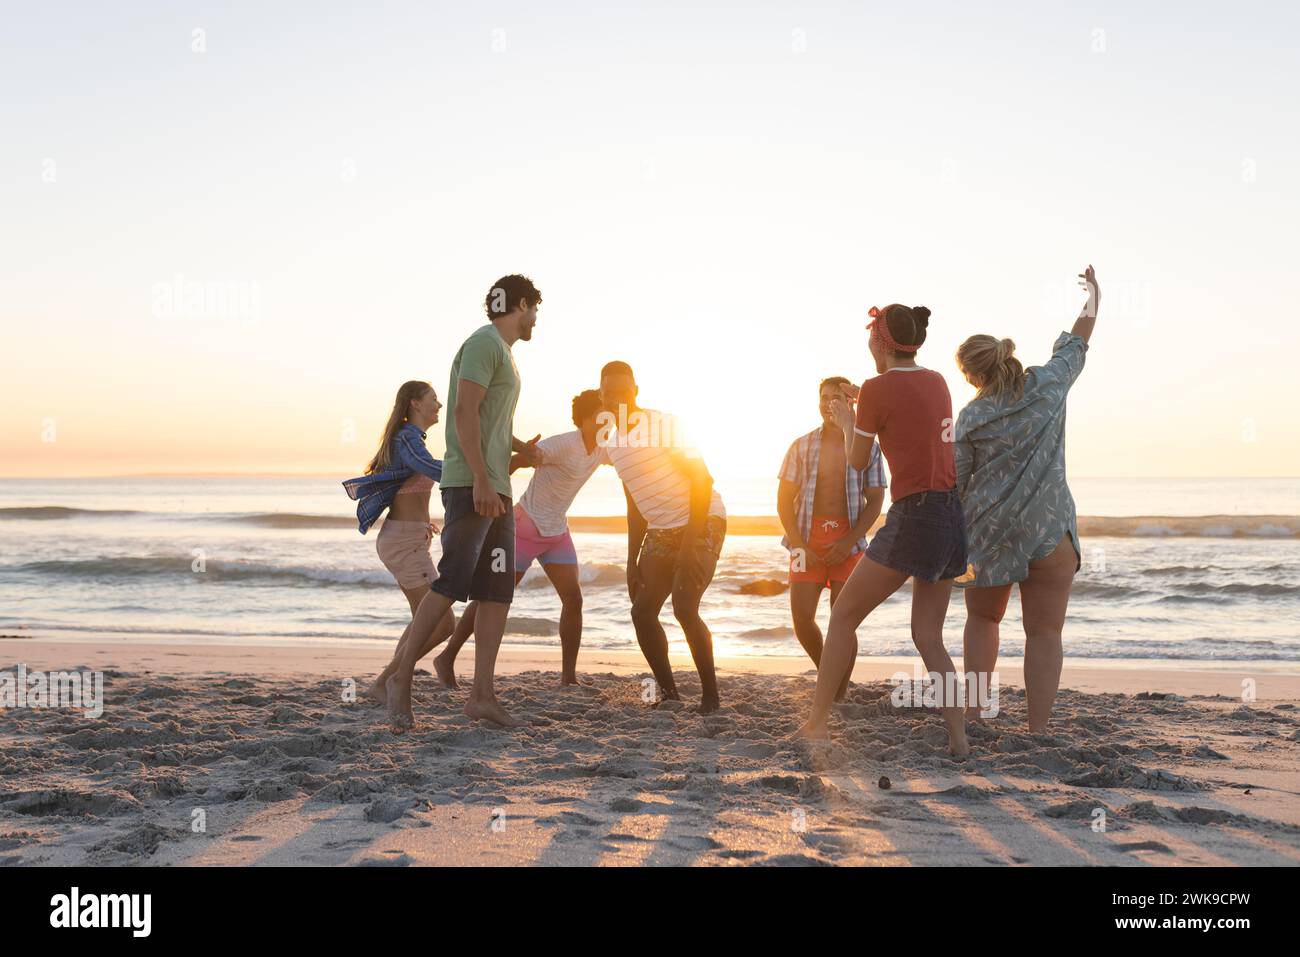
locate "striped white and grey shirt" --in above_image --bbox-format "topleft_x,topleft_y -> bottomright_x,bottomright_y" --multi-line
597,408 -> 726,530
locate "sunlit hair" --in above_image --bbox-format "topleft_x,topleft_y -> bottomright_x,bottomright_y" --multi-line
366,380 -> 432,473
819,376 -> 853,394
957,335 -> 1025,401
571,389 -> 603,426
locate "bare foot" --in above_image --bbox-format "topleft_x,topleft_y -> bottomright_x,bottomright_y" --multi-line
560,674 -> 592,688
367,679 -> 388,707
697,695 -> 721,715
947,726 -> 971,759
794,719 -> 830,741
464,698 -> 523,728
386,674 -> 414,732
432,653 -> 458,689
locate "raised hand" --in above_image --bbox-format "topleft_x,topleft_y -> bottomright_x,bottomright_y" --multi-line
828,395 -> 855,433
1078,264 -> 1099,317
1071,264 -> 1100,342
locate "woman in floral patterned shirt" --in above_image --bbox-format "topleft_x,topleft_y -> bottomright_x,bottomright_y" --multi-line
954,266 -> 1100,732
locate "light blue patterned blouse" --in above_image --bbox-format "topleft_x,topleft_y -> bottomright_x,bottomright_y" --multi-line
954,331 -> 1088,588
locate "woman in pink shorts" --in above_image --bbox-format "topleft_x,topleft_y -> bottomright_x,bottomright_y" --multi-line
342,380 -> 457,704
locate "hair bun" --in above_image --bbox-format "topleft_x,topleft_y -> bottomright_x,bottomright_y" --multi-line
912,306 -> 931,328
998,337 -> 1016,360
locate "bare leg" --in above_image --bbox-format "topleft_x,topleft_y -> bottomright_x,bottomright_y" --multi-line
434,601 -> 477,688
541,563 -> 584,685
910,577 -> 969,757
789,580 -> 826,666
828,579 -> 853,701
368,584 -> 429,705
671,577 -> 720,714
461,599 -> 522,727
386,588 -> 455,730
373,608 -> 456,703
400,609 -> 456,672
961,584 -> 1011,721
1019,536 -> 1075,732
797,557 -> 907,738
435,569 -> 527,687
629,554 -> 679,702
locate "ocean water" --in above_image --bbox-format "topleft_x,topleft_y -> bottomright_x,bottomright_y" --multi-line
1,477 -> 1298,669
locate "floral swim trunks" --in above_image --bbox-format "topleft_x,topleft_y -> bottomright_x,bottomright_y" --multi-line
640,515 -> 727,560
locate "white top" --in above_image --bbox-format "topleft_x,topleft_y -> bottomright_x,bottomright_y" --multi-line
596,408 -> 726,530
518,430 -> 604,537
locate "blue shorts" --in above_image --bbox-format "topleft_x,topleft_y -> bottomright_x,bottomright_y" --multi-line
865,489 -> 968,583
431,487 -> 516,604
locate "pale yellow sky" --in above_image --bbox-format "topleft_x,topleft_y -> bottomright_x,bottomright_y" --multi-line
3,4 -> 1298,479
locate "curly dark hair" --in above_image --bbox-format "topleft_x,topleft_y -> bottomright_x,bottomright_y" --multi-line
571,389 -> 603,427
485,274 -> 542,319
881,304 -> 931,356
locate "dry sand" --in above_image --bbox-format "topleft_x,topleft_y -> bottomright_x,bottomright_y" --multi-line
2,638 -> 1298,866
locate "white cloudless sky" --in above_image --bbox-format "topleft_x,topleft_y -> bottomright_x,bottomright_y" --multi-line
2,1 -> 1298,480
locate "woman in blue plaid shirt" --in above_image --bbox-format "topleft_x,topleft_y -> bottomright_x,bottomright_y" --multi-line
342,381 -> 457,706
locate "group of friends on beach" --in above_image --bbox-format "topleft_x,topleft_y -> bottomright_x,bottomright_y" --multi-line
344,267 -> 1101,758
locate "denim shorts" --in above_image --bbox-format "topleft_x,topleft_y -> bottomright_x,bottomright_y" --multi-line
865,489 -> 968,583
431,487 -> 516,604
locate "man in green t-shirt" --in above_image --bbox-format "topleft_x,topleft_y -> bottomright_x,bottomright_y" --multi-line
385,274 -> 542,731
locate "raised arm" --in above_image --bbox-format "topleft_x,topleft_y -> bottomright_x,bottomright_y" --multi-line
829,389 -> 875,471
846,431 -> 876,472
852,447 -> 886,540
1071,264 -> 1100,343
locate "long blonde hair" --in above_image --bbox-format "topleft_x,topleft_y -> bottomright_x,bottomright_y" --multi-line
366,381 -> 432,473
957,335 -> 1025,401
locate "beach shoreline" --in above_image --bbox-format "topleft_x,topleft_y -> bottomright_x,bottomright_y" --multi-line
4,637 -> 1300,696
3,637 -> 1298,867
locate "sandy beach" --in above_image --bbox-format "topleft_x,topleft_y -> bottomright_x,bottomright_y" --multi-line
2,637 -> 1298,867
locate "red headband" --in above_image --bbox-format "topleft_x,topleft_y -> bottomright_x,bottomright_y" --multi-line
867,305 -> 919,353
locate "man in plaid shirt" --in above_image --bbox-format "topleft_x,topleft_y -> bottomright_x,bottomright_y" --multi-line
777,376 -> 886,696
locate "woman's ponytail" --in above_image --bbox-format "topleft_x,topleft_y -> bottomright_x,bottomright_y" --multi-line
957,335 -> 1025,401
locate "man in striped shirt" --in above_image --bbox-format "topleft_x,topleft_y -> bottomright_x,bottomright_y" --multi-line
597,360 -> 727,713
777,377 -> 887,696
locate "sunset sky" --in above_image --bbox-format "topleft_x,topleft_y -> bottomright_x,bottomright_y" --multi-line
3,1 -> 1297,480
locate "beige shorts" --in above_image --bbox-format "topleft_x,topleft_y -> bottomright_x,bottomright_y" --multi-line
376,519 -> 437,589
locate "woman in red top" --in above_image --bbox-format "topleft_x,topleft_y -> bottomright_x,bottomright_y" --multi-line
797,304 -> 971,757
